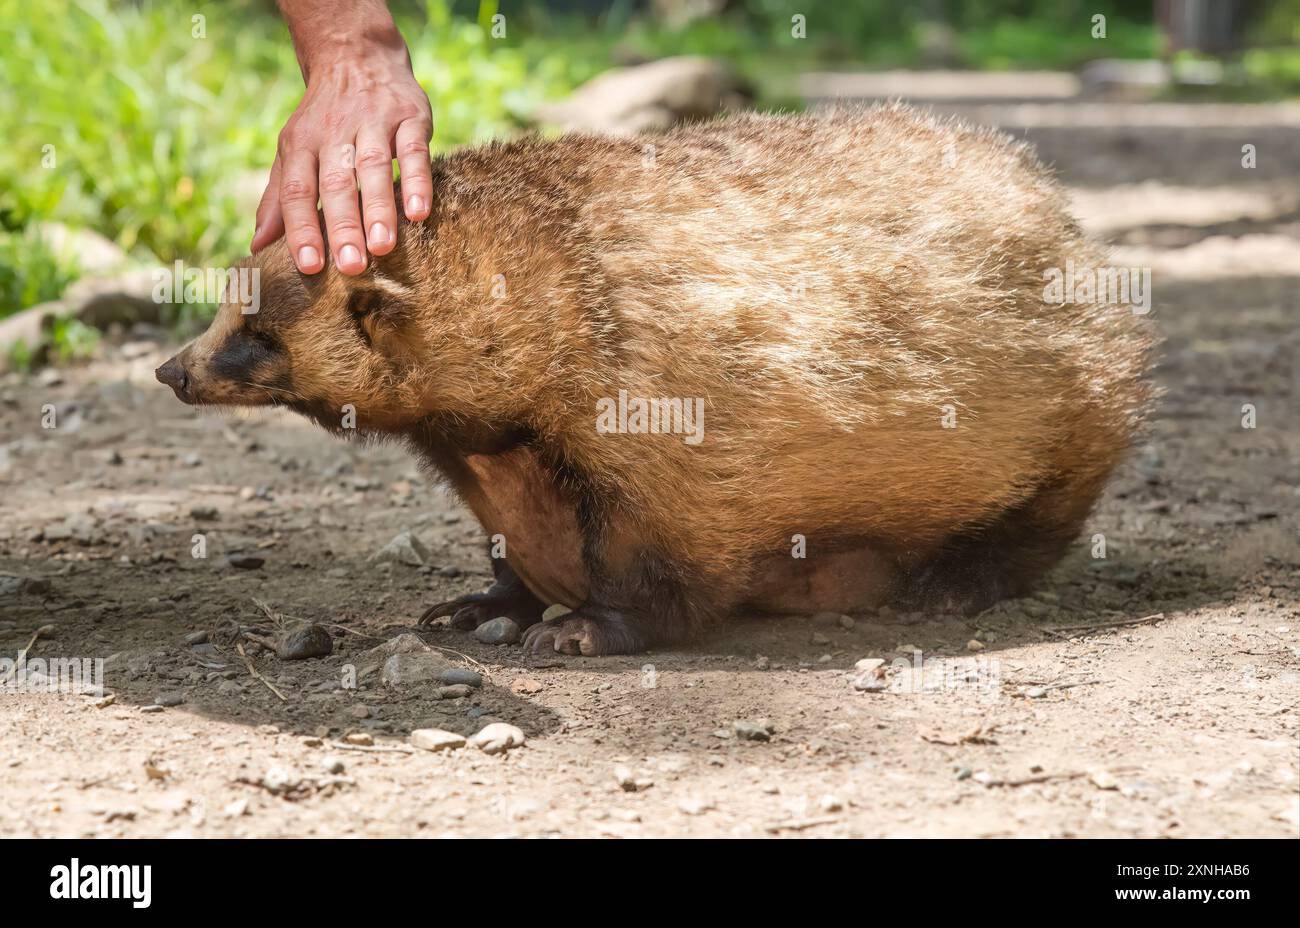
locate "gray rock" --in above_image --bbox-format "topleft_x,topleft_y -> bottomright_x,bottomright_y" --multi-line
276,624 -> 333,660
437,668 -> 483,688
370,530 -> 429,567
154,691 -> 184,707
410,728 -> 467,752
533,56 -> 747,135
381,651 -> 451,687
470,722 -> 526,755
0,574 -> 51,596
224,552 -> 265,570
365,633 -> 432,660
473,616 -> 521,645
732,719 -> 774,742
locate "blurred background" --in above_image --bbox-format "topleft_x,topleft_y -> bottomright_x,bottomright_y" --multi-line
1,0 -> 1299,363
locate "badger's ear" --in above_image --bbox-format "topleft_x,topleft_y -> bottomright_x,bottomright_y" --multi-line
347,271 -> 414,317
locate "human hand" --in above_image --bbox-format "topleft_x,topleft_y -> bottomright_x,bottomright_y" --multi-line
251,32 -> 432,276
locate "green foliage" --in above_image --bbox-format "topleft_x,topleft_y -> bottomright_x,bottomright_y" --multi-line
0,0 -> 583,319
0,227 -> 79,316
0,0 -> 1292,333
48,317 -> 102,364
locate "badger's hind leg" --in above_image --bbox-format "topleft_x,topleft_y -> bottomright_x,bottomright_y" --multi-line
896,472 -> 1106,615
419,554 -> 544,629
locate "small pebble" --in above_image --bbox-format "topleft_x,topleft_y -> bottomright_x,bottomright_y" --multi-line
470,722 -> 525,755
474,616 -> 521,645
1090,770 -> 1119,790
542,604 -> 572,622
437,668 -> 483,688
614,766 -> 653,792
732,719 -> 773,742
276,624 -> 333,660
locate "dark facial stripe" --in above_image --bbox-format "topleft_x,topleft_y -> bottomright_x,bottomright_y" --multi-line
211,331 -> 283,383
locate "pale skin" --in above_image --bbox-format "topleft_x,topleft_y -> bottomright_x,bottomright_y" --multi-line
250,0 -> 433,276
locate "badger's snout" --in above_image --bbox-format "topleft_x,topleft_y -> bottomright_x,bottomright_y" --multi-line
155,354 -> 192,403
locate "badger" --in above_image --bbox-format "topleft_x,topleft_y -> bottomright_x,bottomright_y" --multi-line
157,104 -> 1153,655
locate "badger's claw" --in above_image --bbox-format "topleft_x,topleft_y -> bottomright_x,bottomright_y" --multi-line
419,587 -> 542,629
522,607 -> 650,656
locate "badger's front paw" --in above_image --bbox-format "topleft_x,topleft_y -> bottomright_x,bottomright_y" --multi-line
419,587 -> 542,629
522,606 -> 650,656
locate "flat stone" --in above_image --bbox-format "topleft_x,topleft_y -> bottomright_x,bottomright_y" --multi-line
410,728 -> 467,752
382,651 -> 452,687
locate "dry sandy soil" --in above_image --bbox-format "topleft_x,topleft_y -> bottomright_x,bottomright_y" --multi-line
1,96 -> 1297,838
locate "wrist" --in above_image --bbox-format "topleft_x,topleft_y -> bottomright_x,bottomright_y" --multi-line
298,22 -> 409,84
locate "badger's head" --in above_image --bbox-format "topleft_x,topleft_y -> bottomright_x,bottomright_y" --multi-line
155,237 -> 428,434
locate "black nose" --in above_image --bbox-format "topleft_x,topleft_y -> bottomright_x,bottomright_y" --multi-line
156,356 -> 189,398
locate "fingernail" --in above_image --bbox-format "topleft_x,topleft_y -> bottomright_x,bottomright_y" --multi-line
406,195 -> 425,216
369,223 -> 389,245
297,245 -> 320,269
339,244 -> 363,268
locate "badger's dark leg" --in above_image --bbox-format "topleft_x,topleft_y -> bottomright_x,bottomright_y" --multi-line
419,552 -> 545,629
521,505 -> 715,656
895,472 -> 1104,614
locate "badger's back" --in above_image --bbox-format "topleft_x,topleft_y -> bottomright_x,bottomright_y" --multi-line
436,105 -> 1153,583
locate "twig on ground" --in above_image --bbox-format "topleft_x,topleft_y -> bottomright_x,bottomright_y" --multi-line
329,740 -> 416,755
237,642 -> 287,701
765,817 -> 840,834
1,625 -> 52,684
1043,612 -> 1166,638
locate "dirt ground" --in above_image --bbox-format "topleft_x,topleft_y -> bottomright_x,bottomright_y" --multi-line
1,96 -> 1297,838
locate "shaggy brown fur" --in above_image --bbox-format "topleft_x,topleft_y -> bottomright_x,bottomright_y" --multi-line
158,104 -> 1154,655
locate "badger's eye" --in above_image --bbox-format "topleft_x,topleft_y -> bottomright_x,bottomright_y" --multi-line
211,329 -> 282,382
